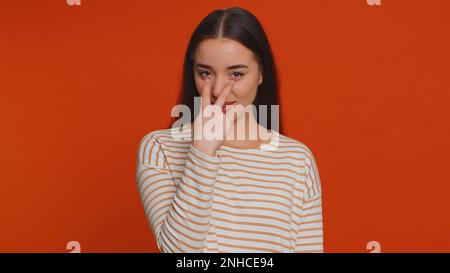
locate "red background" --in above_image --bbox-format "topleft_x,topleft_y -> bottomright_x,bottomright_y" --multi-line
1,0 -> 449,252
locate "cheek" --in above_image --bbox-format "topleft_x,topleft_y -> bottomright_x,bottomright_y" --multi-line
233,80 -> 258,101
194,78 -> 203,95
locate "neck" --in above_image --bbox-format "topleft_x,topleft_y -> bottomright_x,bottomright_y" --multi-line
222,113 -> 272,148
184,114 -> 272,149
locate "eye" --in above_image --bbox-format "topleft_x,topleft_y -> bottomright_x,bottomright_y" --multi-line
199,70 -> 213,79
231,71 -> 244,79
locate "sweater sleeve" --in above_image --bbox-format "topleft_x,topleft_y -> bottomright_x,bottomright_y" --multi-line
295,147 -> 324,253
135,133 -> 220,253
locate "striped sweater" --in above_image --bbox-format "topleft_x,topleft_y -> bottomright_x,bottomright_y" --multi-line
135,126 -> 323,253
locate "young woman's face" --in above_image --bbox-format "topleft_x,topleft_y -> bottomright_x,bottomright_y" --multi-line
193,38 -> 263,108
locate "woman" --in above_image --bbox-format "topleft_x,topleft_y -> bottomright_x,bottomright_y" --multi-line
136,7 -> 323,253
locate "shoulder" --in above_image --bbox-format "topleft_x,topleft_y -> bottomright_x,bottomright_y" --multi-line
276,132 -> 322,199
139,126 -> 192,147
137,126 -> 193,160
275,132 -> 318,164
137,129 -> 167,152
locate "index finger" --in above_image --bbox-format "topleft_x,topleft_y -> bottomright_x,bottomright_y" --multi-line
214,80 -> 234,108
201,79 -> 212,106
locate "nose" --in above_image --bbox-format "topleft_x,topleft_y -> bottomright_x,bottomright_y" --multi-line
211,78 -> 229,102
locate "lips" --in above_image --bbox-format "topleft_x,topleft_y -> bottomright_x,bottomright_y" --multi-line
222,101 -> 236,113
211,100 -> 236,105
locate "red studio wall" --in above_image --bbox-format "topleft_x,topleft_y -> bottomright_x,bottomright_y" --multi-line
0,0 -> 449,252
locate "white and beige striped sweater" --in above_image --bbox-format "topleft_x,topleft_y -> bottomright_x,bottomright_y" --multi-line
135,126 -> 323,253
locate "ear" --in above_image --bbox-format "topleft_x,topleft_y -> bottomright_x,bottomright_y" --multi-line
258,72 -> 263,85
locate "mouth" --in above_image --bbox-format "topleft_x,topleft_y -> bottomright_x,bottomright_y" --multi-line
211,100 -> 236,105
222,101 -> 236,113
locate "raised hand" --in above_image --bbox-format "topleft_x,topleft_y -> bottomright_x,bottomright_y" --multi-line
192,79 -> 243,157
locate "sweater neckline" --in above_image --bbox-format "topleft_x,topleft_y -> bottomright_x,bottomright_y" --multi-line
174,124 -> 279,151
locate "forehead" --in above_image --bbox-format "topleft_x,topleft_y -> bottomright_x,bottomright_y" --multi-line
194,38 -> 256,68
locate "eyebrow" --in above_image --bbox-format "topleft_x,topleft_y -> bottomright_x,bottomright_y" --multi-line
195,63 -> 249,70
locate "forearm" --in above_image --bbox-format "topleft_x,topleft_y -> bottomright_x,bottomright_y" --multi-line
152,145 -> 220,252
